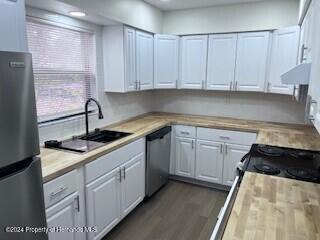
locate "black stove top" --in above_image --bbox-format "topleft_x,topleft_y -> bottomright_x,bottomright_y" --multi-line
243,144 -> 320,183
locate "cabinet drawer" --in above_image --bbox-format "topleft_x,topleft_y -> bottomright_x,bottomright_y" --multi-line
197,127 -> 257,145
43,170 -> 77,209
175,125 -> 196,138
85,138 -> 145,184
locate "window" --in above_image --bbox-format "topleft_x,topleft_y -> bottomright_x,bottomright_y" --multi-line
26,18 -> 96,123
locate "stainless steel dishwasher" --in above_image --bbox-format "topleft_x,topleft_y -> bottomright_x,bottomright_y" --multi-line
146,126 -> 172,197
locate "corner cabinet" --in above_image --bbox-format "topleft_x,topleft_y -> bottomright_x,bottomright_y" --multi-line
154,34 -> 179,89
0,0 -> 28,52
235,32 -> 270,92
180,35 -> 208,89
85,138 -> 145,240
103,25 -> 153,92
267,26 -> 300,95
206,34 -> 237,91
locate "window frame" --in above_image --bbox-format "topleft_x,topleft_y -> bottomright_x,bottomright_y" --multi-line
26,16 -> 99,125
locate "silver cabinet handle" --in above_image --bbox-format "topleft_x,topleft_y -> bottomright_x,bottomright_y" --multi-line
234,81 -> 238,90
220,144 -> 223,153
300,44 -> 308,63
135,81 -> 138,90
180,131 -> 190,135
191,140 -> 194,149
225,145 -> 228,154
267,82 -> 271,92
219,136 -> 230,140
50,186 -> 68,199
118,168 -> 122,182
123,166 -> 126,180
230,81 -> 233,91
74,195 -> 80,212
293,85 -> 297,99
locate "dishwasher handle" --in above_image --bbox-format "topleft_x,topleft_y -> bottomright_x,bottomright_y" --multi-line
146,126 -> 172,142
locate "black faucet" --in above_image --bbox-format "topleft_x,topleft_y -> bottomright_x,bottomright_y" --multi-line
85,98 -> 104,137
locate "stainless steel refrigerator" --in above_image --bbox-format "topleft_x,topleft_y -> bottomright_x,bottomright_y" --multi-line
0,51 -> 47,239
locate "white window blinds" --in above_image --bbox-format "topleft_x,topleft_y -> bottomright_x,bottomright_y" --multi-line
26,18 -> 96,123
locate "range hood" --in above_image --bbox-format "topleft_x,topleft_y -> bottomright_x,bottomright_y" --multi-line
281,62 -> 311,85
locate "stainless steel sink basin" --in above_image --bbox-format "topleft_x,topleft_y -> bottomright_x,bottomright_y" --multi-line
80,129 -> 132,143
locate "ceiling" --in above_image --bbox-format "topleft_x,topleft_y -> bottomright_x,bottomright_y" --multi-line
144,0 -> 277,11
26,0 -> 118,25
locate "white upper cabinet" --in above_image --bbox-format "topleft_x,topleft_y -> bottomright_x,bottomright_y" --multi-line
103,26 -> 154,92
103,26 -> 137,92
268,26 -> 300,95
154,34 -> 179,89
207,34 -> 237,91
0,0 -> 28,52
180,35 -> 208,89
235,32 -> 270,92
124,27 -> 137,92
136,30 -> 154,90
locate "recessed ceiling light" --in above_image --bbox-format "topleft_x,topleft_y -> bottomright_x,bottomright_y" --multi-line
69,11 -> 86,17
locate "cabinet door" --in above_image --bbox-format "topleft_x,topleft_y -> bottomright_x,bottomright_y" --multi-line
195,140 -> 223,184
207,34 -> 237,91
0,0 -> 27,52
235,32 -> 270,92
175,137 -> 196,178
121,152 -> 145,217
268,26 -> 300,95
46,192 -> 82,240
180,35 -> 208,89
136,31 -> 154,90
86,168 -> 121,240
124,27 -> 137,92
154,34 -> 179,89
223,144 -> 250,186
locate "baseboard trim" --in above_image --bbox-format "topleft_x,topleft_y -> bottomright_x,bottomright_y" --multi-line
169,175 -> 230,192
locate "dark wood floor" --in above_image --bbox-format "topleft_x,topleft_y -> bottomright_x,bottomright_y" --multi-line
103,180 -> 228,240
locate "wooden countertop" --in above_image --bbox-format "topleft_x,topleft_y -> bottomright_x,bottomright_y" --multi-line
41,112 -> 320,183
223,172 -> 320,240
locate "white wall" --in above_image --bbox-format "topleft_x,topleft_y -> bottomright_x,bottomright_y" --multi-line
58,0 -> 163,33
163,0 -> 299,35
152,90 -> 306,124
27,8 -> 154,144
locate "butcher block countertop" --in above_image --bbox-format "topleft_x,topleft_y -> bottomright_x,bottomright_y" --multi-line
223,172 -> 320,240
41,112 -> 320,183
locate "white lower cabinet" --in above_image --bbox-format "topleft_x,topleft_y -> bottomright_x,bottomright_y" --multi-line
196,140 -> 223,184
223,144 -> 250,186
44,169 -> 86,240
85,138 -> 145,240
120,152 -> 145,217
86,167 -> 121,240
46,192 -> 83,240
175,136 -> 196,178
173,126 -> 256,186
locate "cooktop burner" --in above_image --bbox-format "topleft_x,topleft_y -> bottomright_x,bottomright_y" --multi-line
243,144 -> 320,183
257,145 -> 284,157
286,167 -> 320,182
254,164 -> 280,175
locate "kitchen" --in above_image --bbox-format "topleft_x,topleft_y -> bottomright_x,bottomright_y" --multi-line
0,0 -> 320,239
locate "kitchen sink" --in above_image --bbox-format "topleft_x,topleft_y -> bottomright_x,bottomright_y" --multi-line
80,129 -> 132,143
